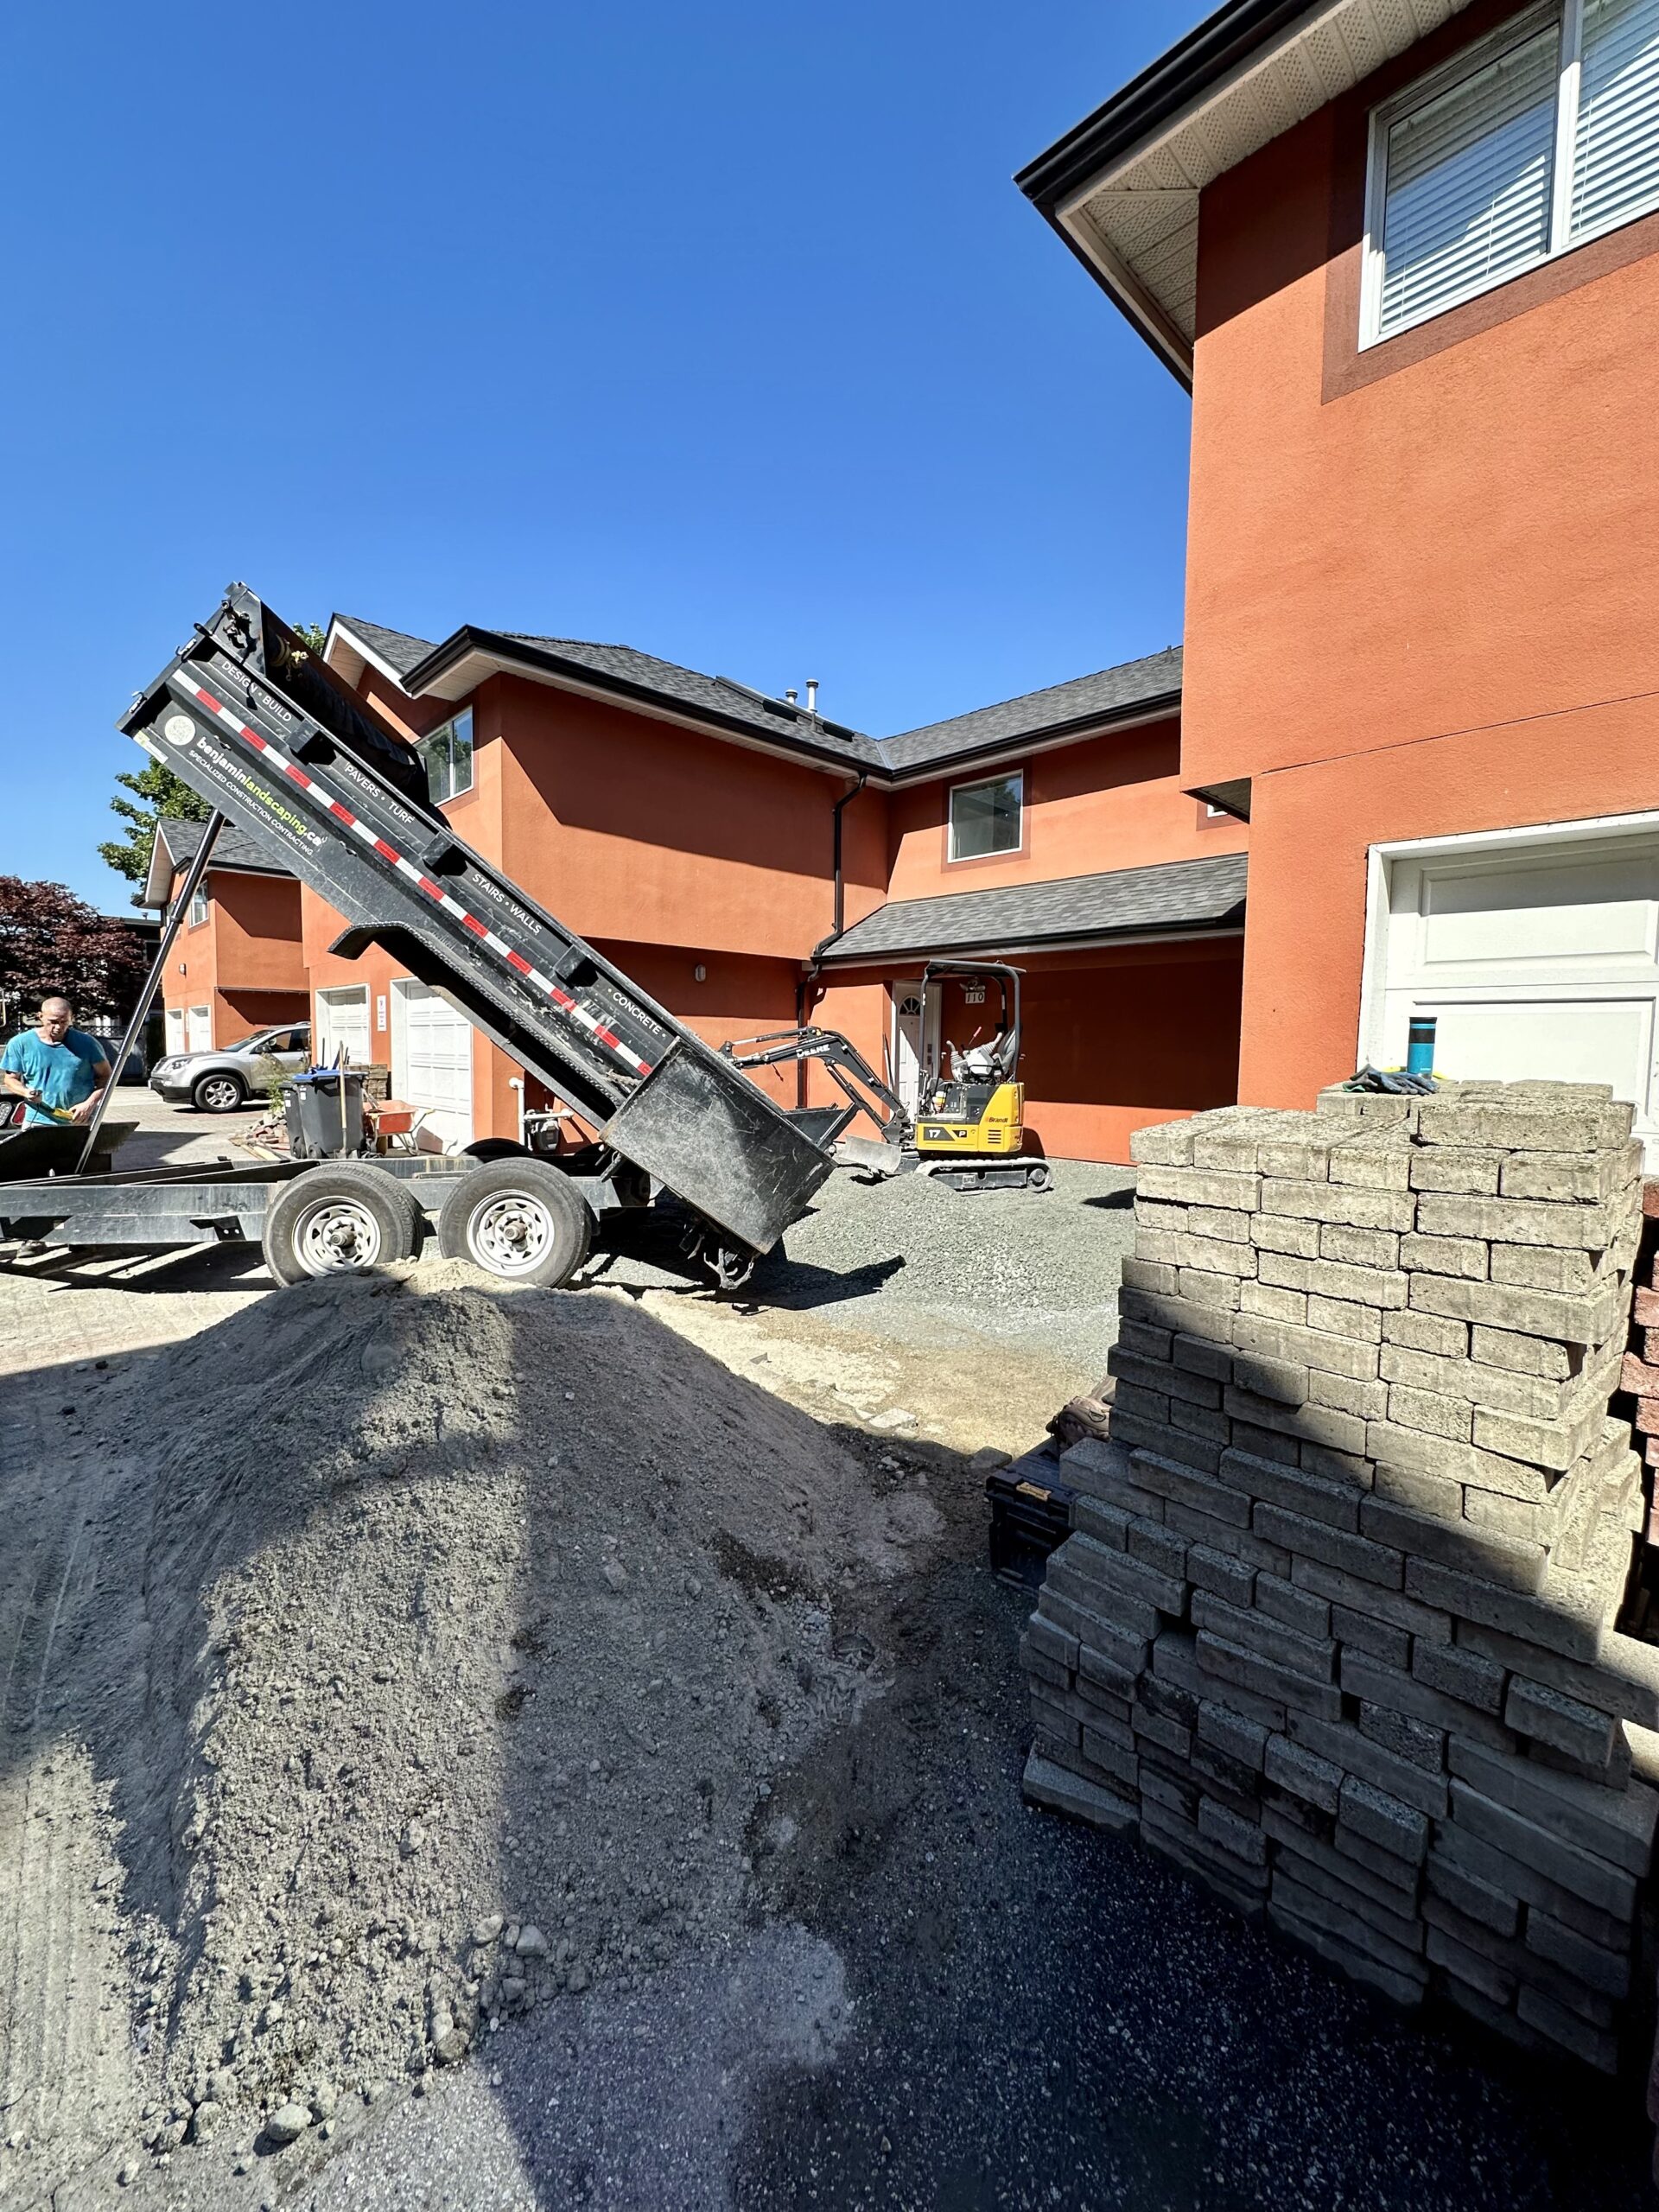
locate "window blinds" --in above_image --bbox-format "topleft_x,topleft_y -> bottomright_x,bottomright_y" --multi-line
1571,0 -> 1659,240
1378,25 -> 1560,335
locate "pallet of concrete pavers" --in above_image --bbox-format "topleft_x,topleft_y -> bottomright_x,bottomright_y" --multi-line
1020,1078 -> 1659,2073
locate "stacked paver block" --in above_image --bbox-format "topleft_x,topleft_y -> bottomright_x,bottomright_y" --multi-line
1618,1181 -> 1659,1559
1021,1080 -> 1659,2071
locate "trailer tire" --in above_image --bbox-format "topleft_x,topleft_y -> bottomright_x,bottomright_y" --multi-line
262,1164 -> 422,1287
461,1138 -> 531,1163
437,1159 -> 593,1287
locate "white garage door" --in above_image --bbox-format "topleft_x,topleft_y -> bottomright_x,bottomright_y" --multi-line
392,981 -> 474,1152
315,985 -> 372,1069
1373,828 -> 1659,1154
165,1007 -> 186,1057
187,1004 -> 212,1052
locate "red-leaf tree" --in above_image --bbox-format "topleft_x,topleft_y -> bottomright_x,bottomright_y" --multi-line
0,876 -> 150,1030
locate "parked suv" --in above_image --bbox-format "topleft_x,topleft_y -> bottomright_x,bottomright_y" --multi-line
149,1023 -> 311,1113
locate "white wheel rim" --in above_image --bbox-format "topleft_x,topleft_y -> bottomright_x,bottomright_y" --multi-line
468,1189 -> 556,1276
295,1198 -> 383,1274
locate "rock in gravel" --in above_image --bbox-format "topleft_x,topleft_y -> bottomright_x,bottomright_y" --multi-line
207,2066 -> 238,2106
310,2081 -> 338,2121
264,2103 -> 310,2148
514,1923 -> 548,1958
188,2101 -> 222,2143
471,1914 -> 504,1946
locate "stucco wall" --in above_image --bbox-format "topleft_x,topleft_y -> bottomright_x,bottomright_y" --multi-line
1181,0 -> 1659,1107
887,718 -> 1243,904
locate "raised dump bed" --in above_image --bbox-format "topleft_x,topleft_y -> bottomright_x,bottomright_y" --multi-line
5,584 -> 836,1288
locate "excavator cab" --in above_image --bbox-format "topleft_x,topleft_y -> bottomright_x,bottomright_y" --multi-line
912,963 -> 1047,1190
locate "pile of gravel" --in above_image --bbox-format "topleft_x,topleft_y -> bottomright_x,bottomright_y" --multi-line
65,1265 -> 911,2170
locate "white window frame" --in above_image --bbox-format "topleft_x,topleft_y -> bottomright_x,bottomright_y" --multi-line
188,883 -> 210,926
1361,0 -> 1659,347
946,768 -> 1024,864
417,708 -> 475,806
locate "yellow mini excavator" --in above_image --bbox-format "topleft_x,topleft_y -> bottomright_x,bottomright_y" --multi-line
722,960 -> 1051,1193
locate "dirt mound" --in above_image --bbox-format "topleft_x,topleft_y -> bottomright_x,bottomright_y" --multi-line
56,1264 -> 913,2164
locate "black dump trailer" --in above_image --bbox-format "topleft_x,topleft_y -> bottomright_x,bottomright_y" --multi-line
0,585 -> 834,1290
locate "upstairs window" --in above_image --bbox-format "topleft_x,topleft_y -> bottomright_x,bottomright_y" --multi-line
417,708 -> 474,804
188,884 -> 209,927
948,771 -> 1023,861
1363,0 -> 1659,346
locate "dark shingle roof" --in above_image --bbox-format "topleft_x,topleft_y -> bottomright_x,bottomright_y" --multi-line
156,815 -> 294,878
878,648 -> 1183,773
818,850 -> 1245,963
495,633 -> 885,770
333,615 -> 437,677
349,610 -> 1185,782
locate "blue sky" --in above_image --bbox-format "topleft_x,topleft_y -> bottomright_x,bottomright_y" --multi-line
0,1 -> 1205,910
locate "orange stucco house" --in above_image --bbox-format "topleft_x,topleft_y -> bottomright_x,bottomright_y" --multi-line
143,817 -> 309,1063
302,614 -> 1248,1162
1020,0 -> 1659,1153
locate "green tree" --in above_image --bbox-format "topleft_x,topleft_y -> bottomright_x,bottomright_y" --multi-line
293,621 -> 327,652
98,760 -> 210,887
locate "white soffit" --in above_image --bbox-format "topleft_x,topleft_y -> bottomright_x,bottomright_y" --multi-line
1060,0 -> 1475,372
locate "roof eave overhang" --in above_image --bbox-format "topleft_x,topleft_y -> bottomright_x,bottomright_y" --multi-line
1017,0 -> 1332,386
324,618 -> 419,696
1015,0 -> 1465,384
817,917 -> 1247,966
404,628 -> 881,781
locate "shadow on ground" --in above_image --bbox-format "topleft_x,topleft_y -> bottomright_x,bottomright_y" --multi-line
1,1276 -> 1652,2212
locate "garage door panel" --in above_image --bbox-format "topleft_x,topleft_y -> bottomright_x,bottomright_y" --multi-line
392,982 -> 473,1152
316,988 -> 371,1068
1419,995 -> 1654,1111
1418,852 -> 1659,969
1378,827 -> 1659,1160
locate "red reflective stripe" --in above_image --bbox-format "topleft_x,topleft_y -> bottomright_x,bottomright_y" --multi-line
593,1026 -> 620,1050
284,765 -> 312,789
636,1062 -> 653,1077
461,913 -> 487,938
245,728 -> 269,751
416,876 -> 444,900
192,683 -> 221,710
505,950 -> 531,975
372,838 -> 400,863
329,800 -> 355,824
550,986 -> 575,1009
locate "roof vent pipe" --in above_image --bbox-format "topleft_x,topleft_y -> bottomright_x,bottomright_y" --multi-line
806,678 -> 818,714
785,688 -> 798,705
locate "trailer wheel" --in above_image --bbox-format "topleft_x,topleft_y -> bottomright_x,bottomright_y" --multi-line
461,1138 -> 531,1163
437,1159 -> 593,1287
262,1164 -> 421,1287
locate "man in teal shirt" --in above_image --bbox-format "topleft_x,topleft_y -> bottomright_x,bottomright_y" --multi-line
2,997 -> 111,1125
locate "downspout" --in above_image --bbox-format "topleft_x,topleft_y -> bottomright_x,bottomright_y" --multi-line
796,768 -> 868,1106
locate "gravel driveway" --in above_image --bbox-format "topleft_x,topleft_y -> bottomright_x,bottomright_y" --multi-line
2,1126 -> 1649,2209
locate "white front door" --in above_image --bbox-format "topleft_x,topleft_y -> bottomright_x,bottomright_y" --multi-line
391,981 -> 474,1152
892,981 -> 939,1117
315,985 -> 372,1069
165,1007 -> 186,1057
1370,827 -> 1659,1155
187,1004 -> 212,1052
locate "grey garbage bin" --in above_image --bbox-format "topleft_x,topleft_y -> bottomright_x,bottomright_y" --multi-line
283,1070 -> 367,1159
